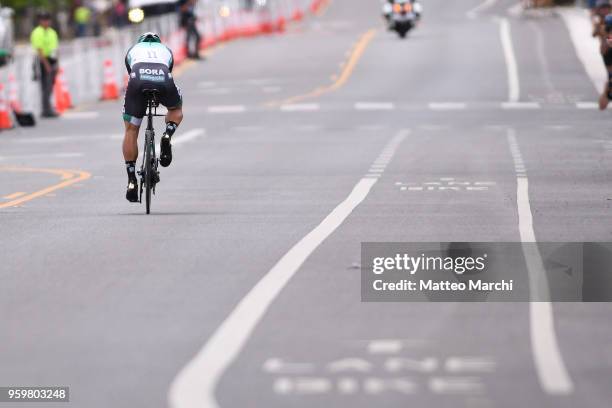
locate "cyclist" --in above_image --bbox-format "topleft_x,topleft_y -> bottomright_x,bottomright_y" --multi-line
122,32 -> 183,202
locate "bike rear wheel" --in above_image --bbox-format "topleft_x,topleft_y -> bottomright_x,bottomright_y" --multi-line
145,132 -> 153,214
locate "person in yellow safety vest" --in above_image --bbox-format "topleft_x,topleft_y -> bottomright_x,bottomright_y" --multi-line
30,11 -> 59,118
74,2 -> 92,38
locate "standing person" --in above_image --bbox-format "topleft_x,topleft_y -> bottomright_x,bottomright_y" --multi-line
30,11 -> 60,118
178,0 -> 202,59
73,1 -> 92,37
112,0 -> 128,28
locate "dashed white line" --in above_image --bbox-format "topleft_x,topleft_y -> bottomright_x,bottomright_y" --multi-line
575,102 -> 599,110
207,105 -> 246,114
168,129 -> 409,408
506,128 -> 574,396
502,102 -> 541,110
280,104 -> 320,112
428,102 -> 467,111
355,102 -> 395,111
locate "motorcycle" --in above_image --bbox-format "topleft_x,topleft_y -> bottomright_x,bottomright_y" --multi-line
387,0 -> 420,39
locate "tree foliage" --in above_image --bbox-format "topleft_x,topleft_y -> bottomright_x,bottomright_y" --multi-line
2,0 -> 70,13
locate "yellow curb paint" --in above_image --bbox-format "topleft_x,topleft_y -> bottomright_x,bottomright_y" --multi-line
0,167 -> 92,209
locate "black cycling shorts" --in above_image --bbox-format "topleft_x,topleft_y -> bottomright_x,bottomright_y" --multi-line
122,63 -> 182,126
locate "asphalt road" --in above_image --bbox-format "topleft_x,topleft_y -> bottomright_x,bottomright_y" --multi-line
2,0 -> 612,407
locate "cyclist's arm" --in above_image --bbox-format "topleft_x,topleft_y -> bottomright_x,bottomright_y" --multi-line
124,45 -> 134,74
166,45 -> 174,72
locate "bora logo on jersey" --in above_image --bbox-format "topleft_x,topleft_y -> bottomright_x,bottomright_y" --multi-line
139,68 -> 165,82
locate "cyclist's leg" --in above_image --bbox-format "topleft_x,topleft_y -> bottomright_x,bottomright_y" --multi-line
122,76 -> 146,202
123,120 -> 141,162
160,79 -> 183,167
166,107 -> 184,130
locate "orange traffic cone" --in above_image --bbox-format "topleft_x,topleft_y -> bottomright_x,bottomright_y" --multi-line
101,59 -> 119,100
7,74 -> 22,113
53,68 -> 72,114
58,68 -> 73,109
0,84 -> 14,129
292,8 -> 304,21
276,15 -> 286,32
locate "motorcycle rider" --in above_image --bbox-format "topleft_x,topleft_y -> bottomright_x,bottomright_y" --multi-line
382,0 -> 422,26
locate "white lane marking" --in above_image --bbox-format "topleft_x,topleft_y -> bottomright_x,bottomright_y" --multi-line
498,18 -> 520,103
62,111 -> 100,119
355,102 -> 395,111
575,101 -> 599,110
173,128 -> 205,146
0,152 -> 83,161
207,105 -> 246,114
280,104 -> 320,112
466,0 -> 498,19
506,128 -> 573,395
428,103 -> 467,111
168,130 -> 409,408
558,8 -> 605,93
501,102 -> 541,110
262,359 -> 315,374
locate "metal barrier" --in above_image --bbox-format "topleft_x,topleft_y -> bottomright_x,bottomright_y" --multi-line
0,0 -> 316,119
